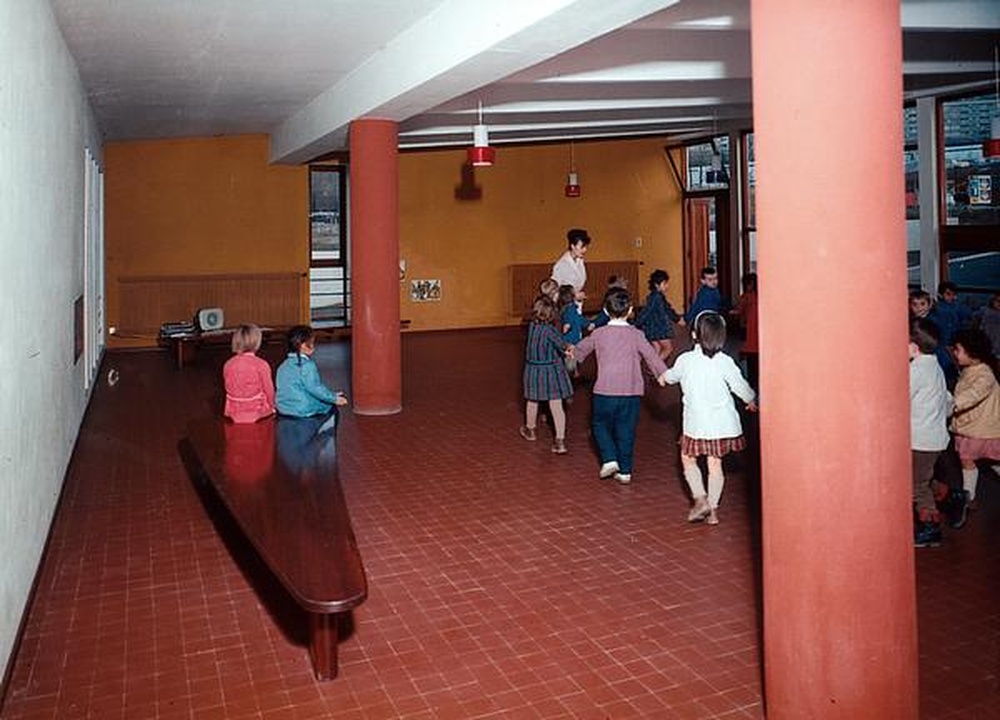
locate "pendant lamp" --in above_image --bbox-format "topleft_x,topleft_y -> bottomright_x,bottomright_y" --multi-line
565,142 -> 581,197
468,101 -> 495,167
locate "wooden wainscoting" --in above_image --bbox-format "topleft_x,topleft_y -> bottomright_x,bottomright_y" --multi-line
509,261 -> 641,318
117,272 -> 306,334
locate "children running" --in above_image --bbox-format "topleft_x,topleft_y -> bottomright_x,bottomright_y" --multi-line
664,311 -> 756,525
684,266 -> 724,326
634,269 -> 684,361
949,328 -> 1000,514
909,318 -> 953,547
570,288 -> 668,484
520,295 -> 574,454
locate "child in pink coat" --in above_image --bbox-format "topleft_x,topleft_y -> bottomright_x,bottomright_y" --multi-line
223,324 -> 276,423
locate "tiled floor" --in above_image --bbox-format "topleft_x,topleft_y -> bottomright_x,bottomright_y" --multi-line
1,327 -> 997,719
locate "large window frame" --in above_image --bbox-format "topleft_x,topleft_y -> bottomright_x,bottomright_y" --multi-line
308,165 -> 350,327
937,90 -> 999,300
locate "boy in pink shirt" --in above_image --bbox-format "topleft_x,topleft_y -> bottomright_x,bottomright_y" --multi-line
571,288 -> 668,483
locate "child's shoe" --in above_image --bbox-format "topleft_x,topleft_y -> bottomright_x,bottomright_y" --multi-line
947,488 -> 968,530
613,472 -> 631,484
705,509 -> 719,526
687,496 -> 711,522
913,521 -> 942,548
599,461 -> 620,479
551,438 -> 567,454
519,425 -> 536,441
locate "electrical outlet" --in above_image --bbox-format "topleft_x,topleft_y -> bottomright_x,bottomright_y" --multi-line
634,237 -> 643,248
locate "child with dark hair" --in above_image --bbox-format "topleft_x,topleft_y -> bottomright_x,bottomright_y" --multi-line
684,266 -> 724,326
909,318 -> 953,547
570,288 -> 668,484
520,295 -> 574,454
635,269 -> 684,361
933,281 -> 973,341
950,328 -> 1000,512
223,323 -> 276,424
664,311 -> 757,525
910,288 -> 957,387
730,272 -> 759,389
275,325 -> 348,421
591,275 -> 629,329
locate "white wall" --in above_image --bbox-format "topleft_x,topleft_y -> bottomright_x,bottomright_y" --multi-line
0,0 -> 103,681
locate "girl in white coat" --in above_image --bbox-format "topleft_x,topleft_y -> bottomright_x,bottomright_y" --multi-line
665,311 -> 757,525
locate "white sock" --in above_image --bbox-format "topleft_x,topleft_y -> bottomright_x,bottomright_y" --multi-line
707,470 -> 725,509
683,465 -> 706,500
963,468 -> 979,502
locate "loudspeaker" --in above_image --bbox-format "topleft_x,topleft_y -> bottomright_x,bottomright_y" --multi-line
196,307 -> 225,332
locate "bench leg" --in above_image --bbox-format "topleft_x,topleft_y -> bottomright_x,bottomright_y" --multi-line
308,613 -> 339,680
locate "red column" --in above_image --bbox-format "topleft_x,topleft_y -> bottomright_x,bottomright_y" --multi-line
349,119 -> 401,415
751,3 -> 917,718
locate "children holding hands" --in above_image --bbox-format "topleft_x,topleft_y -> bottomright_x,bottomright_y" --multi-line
569,288 -> 668,484
664,311 -> 756,525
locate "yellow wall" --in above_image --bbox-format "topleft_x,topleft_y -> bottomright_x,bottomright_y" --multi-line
399,137 -> 684,330
104,134 -> 683,343
104,135 -> 308,344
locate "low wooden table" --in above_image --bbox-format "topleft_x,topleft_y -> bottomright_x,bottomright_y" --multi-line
183,415 -> 367,680
161,322 -> 409,370
160,327 -> 286,370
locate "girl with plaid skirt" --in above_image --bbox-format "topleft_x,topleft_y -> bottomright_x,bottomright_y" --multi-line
520,295 -> 574,454
664,311 -> 757,525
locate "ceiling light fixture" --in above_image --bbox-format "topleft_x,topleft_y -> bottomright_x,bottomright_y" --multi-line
984,43 -> 1000,159
565,142 -> 581,198
467,101 -> 495,167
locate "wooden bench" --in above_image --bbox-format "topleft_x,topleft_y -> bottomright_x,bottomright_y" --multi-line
182,415 -> 367,680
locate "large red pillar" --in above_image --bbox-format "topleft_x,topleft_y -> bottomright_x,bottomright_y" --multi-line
349,119 -> 401,415
752,3 -> 917,717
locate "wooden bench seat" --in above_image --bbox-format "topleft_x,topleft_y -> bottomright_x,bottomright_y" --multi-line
183,415 -> 366,680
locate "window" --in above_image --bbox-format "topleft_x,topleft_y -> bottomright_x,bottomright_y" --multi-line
903,104 -> 920,286
942,94 -> 998,227
939,93 -> 999,302
83,147 -> 105,387
309,166 -> 349,326
686,135 -> 730,190
742,132 -> 756,274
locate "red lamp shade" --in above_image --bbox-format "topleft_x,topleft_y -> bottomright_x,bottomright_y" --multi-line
468,145 -> 495,167
468,122 -> 495,167
985,116 -> 1000,159
564,171 -> 581,197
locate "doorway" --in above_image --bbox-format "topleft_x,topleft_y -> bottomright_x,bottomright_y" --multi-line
683,191 -> 731,307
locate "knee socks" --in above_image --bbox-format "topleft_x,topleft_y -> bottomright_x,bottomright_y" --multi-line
683,464 -> 706,500
963,467 -> 979,502
707,470 -> 725,509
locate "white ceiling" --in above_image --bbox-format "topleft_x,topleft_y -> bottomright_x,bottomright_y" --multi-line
50,0 -> 1000,164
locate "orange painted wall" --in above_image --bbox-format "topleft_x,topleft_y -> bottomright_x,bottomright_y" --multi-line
398,137 -> 683,330
104,134 -> 308,344
104,134 -> 683,343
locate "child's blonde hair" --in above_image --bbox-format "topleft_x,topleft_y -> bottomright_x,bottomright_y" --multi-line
231,323 -> 263,354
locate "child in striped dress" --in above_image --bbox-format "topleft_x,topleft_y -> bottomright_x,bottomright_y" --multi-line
520,295 -> 574,454
665,311 -> 757,525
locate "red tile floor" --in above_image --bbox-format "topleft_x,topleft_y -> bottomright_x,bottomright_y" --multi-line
1,327 -> 997,719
